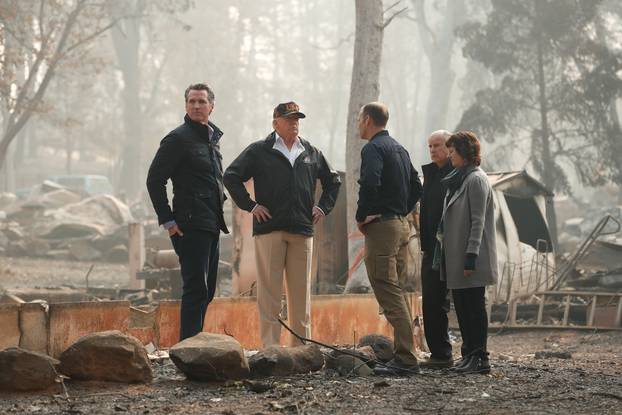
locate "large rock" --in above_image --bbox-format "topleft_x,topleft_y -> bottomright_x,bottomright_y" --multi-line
325,346 -> 376,376
59,330 -> 152,383
0,347 -> 60,391
359,334 -> 393,362
249,345 -> 324,377
169,333 -> 250,381
326,355 -> 373,377
326,345 -> 376,366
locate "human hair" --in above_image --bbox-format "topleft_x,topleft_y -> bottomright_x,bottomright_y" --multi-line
428,130 -> 452,142
361,102 -> 389,127
184,83 -> 215,104
446,131 -> 481,166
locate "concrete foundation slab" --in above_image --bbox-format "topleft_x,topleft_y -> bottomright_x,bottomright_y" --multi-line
48,301 -> 130,357
18,303 -> 48,354
0,304 -> 20,350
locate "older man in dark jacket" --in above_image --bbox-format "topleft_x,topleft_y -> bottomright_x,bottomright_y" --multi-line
224,102 -> 340,347
146,83 -> 228,341
419,130 -> 453,368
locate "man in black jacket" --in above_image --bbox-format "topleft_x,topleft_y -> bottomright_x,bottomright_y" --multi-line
223,102 -> 340,347
356,102 -> 423,376
146,83 -> 229,341
419,130 -> 454,368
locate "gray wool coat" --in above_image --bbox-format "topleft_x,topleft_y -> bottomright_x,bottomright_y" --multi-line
440,166 -> 498,289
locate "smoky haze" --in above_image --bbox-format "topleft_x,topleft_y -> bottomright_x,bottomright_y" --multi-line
1,0 -> 621,232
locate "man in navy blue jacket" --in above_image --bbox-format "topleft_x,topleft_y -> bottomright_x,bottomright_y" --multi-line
356,102 -> 422,376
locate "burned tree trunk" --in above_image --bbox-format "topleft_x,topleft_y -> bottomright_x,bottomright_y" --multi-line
110,0 -> 144,199
345,0 -> 383,233
344,0 -> 384,291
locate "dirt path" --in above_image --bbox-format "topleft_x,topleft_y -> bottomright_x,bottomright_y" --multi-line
0,256 -> 128,289
1,330 -> 621,414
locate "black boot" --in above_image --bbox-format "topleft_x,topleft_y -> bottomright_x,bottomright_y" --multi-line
449,356 -> 470,371
419,355 -> 454,369
454,356 -> 490,375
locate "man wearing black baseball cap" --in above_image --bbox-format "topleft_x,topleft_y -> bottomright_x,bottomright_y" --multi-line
224,102 -> 341,347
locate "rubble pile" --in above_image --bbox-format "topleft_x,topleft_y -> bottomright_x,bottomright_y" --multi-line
0,184 -> 135,262
558,214 -> 622,292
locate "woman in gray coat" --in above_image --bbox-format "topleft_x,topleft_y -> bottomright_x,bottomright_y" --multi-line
435,131 -> 498,374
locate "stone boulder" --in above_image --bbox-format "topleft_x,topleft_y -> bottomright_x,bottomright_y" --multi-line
326,355 -> 373,377
325,346 -> 376,376
0,347 -> 60,391
59,330 -> 152,383
354,345 -> 377,364
359,334 -> 393,362
326,345 -> 377,366
249,345 -> 324,378
169,333 -> 250,381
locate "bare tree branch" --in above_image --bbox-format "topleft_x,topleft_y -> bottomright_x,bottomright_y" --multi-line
0,20 -> 37,53
38,0 -> 46,41
383,0 -> 404,16
383,6 -> 408,29
310,32 -> 354,50
5,35 -> 49,126
411,0 -> 436,53
1,0 -> 87,161
63,18 -> 120,56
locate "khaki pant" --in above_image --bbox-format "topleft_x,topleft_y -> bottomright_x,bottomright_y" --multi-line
364,217 -> 417,365
254,231 -> 313,347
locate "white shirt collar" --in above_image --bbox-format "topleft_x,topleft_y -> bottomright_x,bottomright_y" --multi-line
273,132 -> 305,166
274,132 -> 304,150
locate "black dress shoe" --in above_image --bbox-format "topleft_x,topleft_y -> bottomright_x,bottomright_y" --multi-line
419,356 -> 453,369
454,356 -> 490,374
373,358 -> 420,376
449,356 -> 470,371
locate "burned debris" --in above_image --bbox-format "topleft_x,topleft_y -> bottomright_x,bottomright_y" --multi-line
0,183 -> 132,263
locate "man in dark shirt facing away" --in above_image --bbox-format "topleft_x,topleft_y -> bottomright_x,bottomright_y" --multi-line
356,102 -> 422,376
146,83 -> 229,341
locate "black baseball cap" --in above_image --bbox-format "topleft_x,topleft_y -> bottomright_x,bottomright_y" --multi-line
273,101 -> 306,119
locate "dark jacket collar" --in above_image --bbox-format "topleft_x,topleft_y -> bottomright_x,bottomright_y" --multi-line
184,114 -> 223,143
369,129 -> 390,141
422,160 -> 452,178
